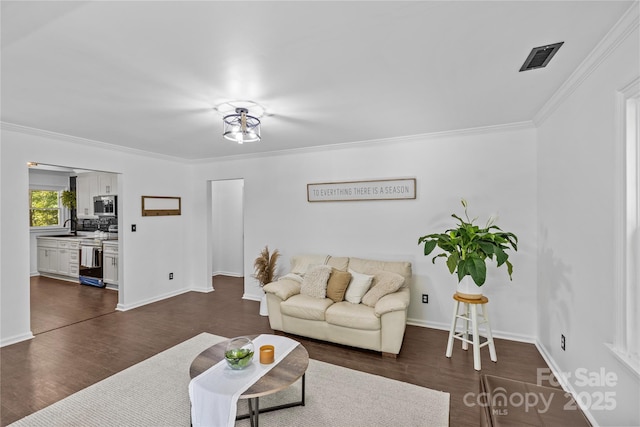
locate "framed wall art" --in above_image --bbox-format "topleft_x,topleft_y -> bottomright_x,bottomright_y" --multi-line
141,196 -> 181,216
307,178 -> 416,202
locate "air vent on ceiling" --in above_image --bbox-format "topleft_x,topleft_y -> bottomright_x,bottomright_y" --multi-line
519,42 -> 564,72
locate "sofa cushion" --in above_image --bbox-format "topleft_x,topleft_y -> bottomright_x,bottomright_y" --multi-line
348,257 -> 412,282
326,302 -> 380,330
290,254 -> 330,275
300,265 -> 332,298
281,294 -> 334,321
361,271 -> 406,307
263,277 -> 301,301
326,269 -> 352,303
345,269 -> 374,304
326,256 -> 349,271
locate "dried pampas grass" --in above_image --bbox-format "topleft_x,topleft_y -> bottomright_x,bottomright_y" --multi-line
253,246 -> 280,287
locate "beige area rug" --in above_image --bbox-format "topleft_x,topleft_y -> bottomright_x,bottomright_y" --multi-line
9,333 -> 450,427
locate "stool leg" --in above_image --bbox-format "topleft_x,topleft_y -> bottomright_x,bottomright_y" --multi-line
446,300 -> 460,358
471,304 -> 481,370
482,304 -> 497,362
462,303 -> 470,351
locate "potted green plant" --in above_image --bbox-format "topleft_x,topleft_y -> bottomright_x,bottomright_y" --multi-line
253,246 -> 280,316
418,199 -> 518,298
61,190 -> 76,210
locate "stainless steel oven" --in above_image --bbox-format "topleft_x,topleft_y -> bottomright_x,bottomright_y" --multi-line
79,239 -> 104,287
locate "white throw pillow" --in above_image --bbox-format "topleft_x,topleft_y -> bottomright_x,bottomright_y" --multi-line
300,265 -> 332,299
345,269 -> 374,304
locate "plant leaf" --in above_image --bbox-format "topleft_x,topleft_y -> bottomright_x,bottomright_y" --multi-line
466,254 -> 486,286
506,260 -> 514,280
422,239 -> 437,256
446,252 -> 459,274
494,245 -> 507,266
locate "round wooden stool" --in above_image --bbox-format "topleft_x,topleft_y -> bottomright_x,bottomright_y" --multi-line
445,293 -> 497,371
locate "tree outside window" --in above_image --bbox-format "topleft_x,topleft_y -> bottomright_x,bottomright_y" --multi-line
30,190 -> 61,227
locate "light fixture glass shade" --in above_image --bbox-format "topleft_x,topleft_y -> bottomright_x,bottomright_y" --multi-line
223,107 -> 261,144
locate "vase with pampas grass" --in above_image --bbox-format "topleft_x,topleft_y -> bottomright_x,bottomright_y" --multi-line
253,246 -> 280,316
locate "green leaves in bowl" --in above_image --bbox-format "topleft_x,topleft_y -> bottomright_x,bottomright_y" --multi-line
224,348 -> 254,369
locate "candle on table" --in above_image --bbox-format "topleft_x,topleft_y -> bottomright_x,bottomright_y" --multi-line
260,345 -> 275,364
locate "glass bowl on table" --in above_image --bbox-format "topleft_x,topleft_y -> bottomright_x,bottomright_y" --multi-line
224,337 -> 255,370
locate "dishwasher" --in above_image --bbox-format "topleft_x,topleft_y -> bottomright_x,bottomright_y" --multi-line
79,239 -> 104,287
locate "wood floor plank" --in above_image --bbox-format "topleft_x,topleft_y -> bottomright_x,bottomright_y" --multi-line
2,275 -> 556,426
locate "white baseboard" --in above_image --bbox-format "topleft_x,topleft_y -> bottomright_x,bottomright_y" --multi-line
406,318 -> 536,344
242,293 -> 261,302
191,286 -> 214,293
1,331 -> 34,347
212,271 -> 243,278
116,288 -> 192,311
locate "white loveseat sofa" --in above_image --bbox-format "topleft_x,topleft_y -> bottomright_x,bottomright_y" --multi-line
263,254 -> 412,357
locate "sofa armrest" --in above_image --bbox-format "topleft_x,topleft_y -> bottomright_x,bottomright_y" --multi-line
263,278 -> 301,301
374,287 -> 410,317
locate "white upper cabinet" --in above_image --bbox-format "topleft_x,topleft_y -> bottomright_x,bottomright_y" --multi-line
97,172 -> 116,195
76,172 -> 117,218
76,173 -> 98,218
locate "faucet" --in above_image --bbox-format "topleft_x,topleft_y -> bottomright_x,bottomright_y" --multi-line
63,218 -> 77,235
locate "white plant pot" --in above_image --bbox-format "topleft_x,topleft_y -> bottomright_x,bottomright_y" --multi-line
456,275 -> 483,299
259,293 -> 268,316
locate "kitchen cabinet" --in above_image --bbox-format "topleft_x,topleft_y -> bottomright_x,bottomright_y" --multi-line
37,237 -> 80,280
103,241 -> 118,287
97,173 -> 116,195
58,240 -> 79,277
37,240 -> 59,274
76,173 -> 98,218
76,172 -> 117,218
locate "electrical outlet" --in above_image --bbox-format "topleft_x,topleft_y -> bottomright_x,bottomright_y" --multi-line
561,334 -> 566,351
422,294 -> 428,304
169,273 -> 174,280
131,224 -> 137,232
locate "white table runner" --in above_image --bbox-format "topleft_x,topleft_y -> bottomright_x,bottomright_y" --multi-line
189,334 -> 299,427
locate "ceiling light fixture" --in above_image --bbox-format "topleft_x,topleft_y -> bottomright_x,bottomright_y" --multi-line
223,107 -> 261,144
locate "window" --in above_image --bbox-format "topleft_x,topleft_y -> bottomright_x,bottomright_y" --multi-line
612,77 -> 640,377
29,189 -> 61,227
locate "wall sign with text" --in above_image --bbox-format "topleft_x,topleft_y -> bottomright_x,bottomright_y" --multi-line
307,178 -> 416,202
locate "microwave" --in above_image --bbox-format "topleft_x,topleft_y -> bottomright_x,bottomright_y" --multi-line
94,195 -> 117,216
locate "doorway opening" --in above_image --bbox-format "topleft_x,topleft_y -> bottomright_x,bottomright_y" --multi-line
210,179 -> 245,287
28,163 -> 122,334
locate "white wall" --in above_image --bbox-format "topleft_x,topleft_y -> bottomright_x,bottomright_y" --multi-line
191,125 -> 538,340
0,127 -> 199,346
211,179 -> 244,276
537,8 -> 640,426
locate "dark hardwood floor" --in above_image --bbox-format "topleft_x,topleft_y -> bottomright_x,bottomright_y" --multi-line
30,276 -> 118,335
2,276 -> 555,426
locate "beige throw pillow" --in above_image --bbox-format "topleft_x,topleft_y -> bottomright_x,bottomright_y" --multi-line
345,269 -> 374,304
326,269 -> 352,303
300,265 -> 332,299
361,271 -> 405,307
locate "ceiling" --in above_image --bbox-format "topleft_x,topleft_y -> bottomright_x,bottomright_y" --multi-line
1,1 -> 634,160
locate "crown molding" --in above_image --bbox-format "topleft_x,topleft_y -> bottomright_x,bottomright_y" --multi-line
191,120 -> 536,164
0,121 -> 191,163
2,119 -> 535,165
534,3 -> 640,126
